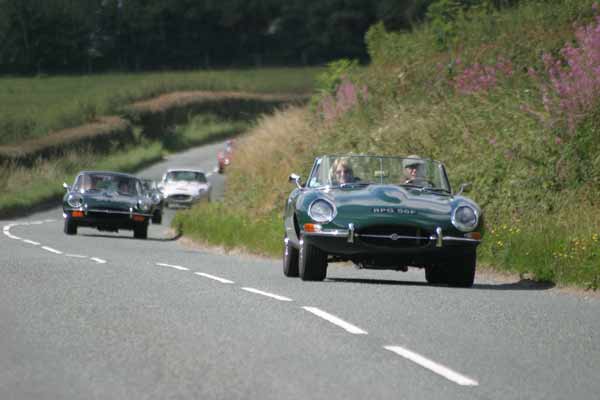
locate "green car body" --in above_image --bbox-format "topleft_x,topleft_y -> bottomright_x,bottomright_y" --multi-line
62,171 -> 154,239
283,155 -> 484,287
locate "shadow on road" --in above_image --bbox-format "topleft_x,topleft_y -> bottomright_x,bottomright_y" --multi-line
326,277 -> 555,291
80,230 -> 182,242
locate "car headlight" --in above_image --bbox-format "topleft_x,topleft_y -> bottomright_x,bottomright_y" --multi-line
138,200 -> 151,212
151,193 -> 162,204
451,205 -> 479,232
67,194 -> 83,208
308,199 -> 336,223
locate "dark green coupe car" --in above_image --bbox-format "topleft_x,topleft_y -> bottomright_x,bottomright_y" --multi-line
283,155 -> 483,287
62,171 -> 154,239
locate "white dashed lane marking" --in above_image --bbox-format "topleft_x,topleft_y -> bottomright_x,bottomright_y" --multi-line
241,287 -> 292,302
41,246 -> 63,255
384,345 -> 478,386
23,239 -> 40,245
195,272 -> 234,284
91,257 -> 107,264
157,262 -> 190,271
302,307 -> 368,335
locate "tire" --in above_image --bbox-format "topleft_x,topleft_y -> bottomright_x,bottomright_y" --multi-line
152,210 -> 162,225
283,235 -> 299,277
64,218 -> 77,235
299,236 -> 327,281
425,265 -> 445,285
445,249 -> 477,288
133,223 -> 148,239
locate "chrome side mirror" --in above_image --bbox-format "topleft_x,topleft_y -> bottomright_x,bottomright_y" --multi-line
455,182 -> 472,196
63,182 -> 71,191
288,173 -> 303,189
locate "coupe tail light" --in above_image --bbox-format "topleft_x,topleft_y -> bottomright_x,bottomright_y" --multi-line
72,211 -> 84,218
132,215 -> 145,222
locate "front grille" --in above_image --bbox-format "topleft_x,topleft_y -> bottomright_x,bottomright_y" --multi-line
169,194 -> 191,201
358,225 -> 431,248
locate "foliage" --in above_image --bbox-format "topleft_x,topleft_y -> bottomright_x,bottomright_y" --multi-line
0,0 -> 429,74
184,0 -> 600,289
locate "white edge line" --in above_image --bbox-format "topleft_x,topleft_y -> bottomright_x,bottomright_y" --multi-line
157,262 -> 190,271
22,239 -> 40,245
42,246 -> 63,255
195,272 -> 234,284
241,287 -> 292,301
384,346 -> 478,386
66,254 -> 87,258
90,257 -> 107,264
302,306 -> 367,335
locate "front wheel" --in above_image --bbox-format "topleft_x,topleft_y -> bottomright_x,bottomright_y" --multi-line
445,249 -> 477,288
283,235 -> 299,277
64,218 -> 77,235
425,265 -> 445,285
133,223 -> 148,239
152,210 -> 162,224
299,236 -> 327,281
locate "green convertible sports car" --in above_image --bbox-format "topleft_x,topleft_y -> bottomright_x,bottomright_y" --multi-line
62,171 -> 154,239
283,155 -> 484,287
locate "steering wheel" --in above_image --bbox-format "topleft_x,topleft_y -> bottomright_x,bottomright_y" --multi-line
404,178 -> 434,187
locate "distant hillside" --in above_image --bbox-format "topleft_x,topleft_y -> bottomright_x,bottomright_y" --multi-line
178,0 -> 600,289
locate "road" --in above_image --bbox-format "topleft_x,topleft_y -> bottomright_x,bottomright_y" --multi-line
1,141 -> 599,400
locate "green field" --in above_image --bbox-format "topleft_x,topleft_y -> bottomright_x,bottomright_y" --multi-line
0,67 -> 322,145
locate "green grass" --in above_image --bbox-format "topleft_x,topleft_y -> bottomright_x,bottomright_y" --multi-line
0,67 -> 323,145
173,204 -> 283,256
0,141 -> 164,218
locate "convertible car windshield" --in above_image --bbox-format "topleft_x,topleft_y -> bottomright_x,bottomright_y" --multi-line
73,173 -> 141,195
306,155 -> 450,191
165,171 -> 207,183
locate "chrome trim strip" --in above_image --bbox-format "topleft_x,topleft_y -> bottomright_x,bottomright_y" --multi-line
302,228 -> 481,244
348,223 -> 355,243
360,234 -> 430,240
435,227 -> 443,248
303,229 -> 349,238
64,208 -> 152,217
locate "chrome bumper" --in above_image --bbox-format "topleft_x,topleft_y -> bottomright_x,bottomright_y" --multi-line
303,225 -> 481,247
63,208 -> 153,218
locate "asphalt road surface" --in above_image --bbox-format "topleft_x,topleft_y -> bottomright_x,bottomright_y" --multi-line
1,141 -> 599,400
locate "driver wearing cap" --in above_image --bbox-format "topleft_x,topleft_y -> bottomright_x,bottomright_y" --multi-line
402,155 -> 425,184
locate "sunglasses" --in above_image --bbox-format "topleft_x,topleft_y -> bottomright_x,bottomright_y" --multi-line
335,169 -> 352,176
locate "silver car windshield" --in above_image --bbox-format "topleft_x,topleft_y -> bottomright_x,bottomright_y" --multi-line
165,171 -> 207,183
306,155 -> 450,192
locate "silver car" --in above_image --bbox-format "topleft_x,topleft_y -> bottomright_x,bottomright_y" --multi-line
158,169 -> 212,208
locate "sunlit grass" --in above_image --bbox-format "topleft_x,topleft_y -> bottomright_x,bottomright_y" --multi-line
0,67 -> 323,145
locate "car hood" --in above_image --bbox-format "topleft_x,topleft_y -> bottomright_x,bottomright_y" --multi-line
75,191 -> 140,211
317,184 -> 472,232
162,181 -> 209,195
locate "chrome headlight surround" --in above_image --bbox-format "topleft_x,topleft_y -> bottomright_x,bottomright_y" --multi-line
451,205 -> 479,232
137,200 -> 151,212
67,194 -> 84,208
151,193 -> 162,205
308,199 -> 337,223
